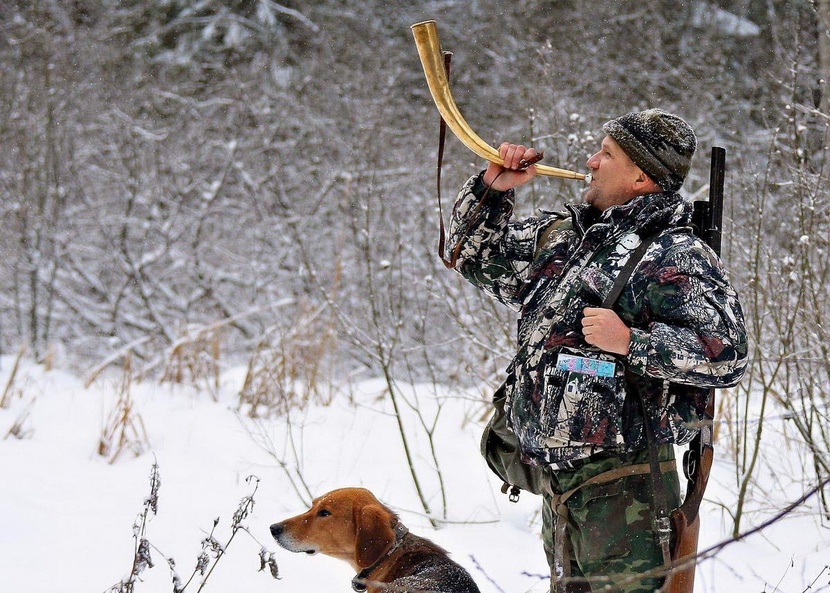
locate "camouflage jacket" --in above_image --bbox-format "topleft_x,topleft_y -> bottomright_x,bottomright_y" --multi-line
449,173 -> 748,466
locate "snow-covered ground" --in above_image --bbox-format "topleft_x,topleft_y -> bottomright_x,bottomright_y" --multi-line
0,356 -> 827,593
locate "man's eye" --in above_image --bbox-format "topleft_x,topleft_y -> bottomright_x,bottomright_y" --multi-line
317,509 -> 331,517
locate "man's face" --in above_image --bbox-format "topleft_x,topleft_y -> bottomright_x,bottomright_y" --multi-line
583,136 -> 649,211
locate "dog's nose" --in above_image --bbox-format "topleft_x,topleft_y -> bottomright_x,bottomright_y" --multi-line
270,523 -> 283,539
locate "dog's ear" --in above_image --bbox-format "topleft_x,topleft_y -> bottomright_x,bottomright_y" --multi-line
355,504 -> 396,568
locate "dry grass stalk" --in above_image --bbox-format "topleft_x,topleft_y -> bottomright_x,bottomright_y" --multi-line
160,327 -> 222,399
238,302 -> 337,418
107,463 -> 160,593
4,396 -> 36,440
85,336 -> 154,389
1,344 -> 26,409
42,343 -> 55,372
108,467 -> 279,593
98,354 -> 151,464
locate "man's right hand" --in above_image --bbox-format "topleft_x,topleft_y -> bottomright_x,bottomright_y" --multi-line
482,142 -> 540,191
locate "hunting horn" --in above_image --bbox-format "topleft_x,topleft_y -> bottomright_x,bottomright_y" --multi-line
411,20 -> 585,181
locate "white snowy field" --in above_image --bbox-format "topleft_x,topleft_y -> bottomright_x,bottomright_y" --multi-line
0,356 -> 827,593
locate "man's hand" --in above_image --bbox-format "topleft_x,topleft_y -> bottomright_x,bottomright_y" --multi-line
581,307 -> 631,356
482,143 -> 540,191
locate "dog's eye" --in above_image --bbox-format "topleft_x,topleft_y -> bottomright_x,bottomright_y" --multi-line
317,509 -> 331,517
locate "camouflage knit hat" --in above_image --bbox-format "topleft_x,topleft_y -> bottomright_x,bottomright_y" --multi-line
602,108 -> 697,192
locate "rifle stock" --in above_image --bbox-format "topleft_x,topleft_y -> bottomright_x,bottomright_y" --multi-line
667,514 -> 701,592
665,146 -> 725,593
666,440 -> 713,592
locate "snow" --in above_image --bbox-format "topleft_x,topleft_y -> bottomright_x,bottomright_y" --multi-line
691,4 -> 761,38
0,357 -> 827,593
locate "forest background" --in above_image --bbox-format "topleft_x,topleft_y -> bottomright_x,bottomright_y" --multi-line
1,0 -> 829,589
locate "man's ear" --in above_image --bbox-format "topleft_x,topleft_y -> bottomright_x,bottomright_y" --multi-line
633,169 -> 661,194
355,505 -> 396,568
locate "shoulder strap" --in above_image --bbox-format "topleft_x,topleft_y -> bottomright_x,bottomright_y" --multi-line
600,231 -> 663,309
599,228 -> 673,568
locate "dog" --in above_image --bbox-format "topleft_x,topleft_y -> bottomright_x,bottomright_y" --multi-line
270,487 -> 481,593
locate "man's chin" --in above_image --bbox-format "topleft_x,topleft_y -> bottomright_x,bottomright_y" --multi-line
582,189 -> 597,206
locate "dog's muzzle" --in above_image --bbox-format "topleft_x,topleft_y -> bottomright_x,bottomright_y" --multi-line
270,523 -> 317,554
269,523 -> 283,539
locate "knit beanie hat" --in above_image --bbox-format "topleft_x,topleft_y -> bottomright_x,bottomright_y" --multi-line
602,108 -> 697,192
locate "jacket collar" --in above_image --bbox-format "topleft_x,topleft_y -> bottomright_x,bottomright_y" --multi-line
568,191 -> 692,238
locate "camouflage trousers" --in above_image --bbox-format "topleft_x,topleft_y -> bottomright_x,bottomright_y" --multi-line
541,446 -> 681,593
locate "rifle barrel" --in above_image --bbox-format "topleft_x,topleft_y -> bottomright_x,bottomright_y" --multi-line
706,147 -> 726,256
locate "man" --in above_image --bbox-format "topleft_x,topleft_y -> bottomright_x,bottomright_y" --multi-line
446,109 -> 748,592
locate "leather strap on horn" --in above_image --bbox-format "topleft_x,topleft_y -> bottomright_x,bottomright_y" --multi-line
436,50 -> 455,269
434,50 -> 541,270
434,50 -> 508,270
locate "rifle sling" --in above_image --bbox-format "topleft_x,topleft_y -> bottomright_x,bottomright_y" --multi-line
600,232 -> 662,309
600,231 -> 674,569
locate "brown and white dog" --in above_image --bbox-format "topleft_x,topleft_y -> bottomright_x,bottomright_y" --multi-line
270,487 -> 481,593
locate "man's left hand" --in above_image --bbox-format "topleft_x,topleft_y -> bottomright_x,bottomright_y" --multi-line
581,308 -> 631,356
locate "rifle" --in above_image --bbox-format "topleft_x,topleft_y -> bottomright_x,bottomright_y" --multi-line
666,146 -> 726,593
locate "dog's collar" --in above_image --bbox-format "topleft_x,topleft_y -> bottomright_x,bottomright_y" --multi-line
351,521 -> 409,592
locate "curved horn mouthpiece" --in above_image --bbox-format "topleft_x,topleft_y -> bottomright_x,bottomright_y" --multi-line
411,20 -> 585,181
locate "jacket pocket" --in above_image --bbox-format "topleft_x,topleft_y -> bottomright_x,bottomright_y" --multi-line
537,347 -> 627,448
